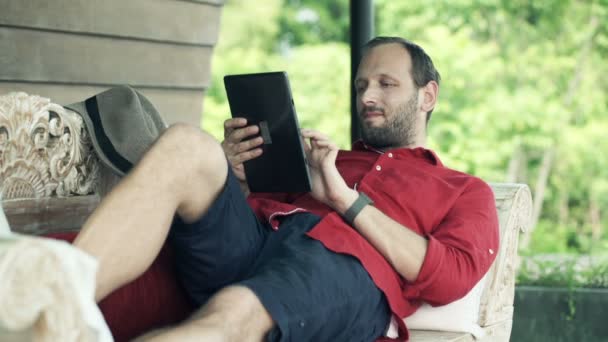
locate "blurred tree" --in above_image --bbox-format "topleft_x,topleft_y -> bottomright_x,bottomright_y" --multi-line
278,0 -> 349,46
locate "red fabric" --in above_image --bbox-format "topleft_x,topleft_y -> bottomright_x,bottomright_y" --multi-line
248,141 -> 500,340
45,232 -> 195,342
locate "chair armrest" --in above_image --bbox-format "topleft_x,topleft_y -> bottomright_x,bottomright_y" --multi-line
1,92 -> 102,233
479,183 -> 533,326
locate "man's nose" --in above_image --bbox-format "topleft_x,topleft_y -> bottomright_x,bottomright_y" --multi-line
360,87 -> 379,106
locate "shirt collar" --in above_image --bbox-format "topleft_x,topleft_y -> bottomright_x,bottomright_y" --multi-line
352,140 -> 443,166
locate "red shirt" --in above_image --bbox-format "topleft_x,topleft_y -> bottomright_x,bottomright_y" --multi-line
247,141 -> 499,339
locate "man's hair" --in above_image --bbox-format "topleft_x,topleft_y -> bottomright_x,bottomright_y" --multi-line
362,37 -> 441,123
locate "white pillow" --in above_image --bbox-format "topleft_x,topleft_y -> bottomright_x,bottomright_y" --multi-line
386,273 -> 488,339
0,234 -> 112,342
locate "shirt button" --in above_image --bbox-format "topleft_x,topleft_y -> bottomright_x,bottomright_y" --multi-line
489,249 -> 494,255
388,153 -> 393,158
375,165 -> 382,171
299,320 -> 306,328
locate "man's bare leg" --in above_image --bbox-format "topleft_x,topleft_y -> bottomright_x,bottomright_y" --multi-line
135,286 -> 274,342
74,124 -> 229,301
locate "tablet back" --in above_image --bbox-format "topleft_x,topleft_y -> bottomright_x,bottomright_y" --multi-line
224,72 -> 312,193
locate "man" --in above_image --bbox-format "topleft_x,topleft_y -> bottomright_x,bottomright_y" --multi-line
74,37 -> 499,341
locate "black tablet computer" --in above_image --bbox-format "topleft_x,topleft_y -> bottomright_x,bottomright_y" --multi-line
223,71 -> 312,193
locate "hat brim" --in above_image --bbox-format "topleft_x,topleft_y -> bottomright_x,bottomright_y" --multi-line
65,101 -> 128,176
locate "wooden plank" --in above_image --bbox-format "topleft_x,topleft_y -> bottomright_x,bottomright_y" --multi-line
0,27 -> 212,88
0,82 -> 207,126
142,88 -> 206,126
410,330 -> 473,342
0,0 -> 222,45
3,196 -> 100,235
410,320 -> 511,341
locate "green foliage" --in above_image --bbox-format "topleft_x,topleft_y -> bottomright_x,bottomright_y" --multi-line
278,0 -> 349,45
204,0 -> 608,256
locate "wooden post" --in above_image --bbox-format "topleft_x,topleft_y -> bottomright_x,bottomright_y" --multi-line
349,0 -> 374,145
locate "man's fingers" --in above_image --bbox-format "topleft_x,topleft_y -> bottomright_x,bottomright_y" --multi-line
312,139 -> 338,150
302,128 -> 338,170
301,129 -> 329,141
301,129 -> 337,151
301,135 -> 312,153
222,136 -> 263,163
224,117 -> 248,129
228,125 -> 260,143
229,148 -> 263,164
308,142 -> 337,167
234,136 -> 264,153
223,118 -> 247,138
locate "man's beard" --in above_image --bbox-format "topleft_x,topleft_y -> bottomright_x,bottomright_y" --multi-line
360,93 -> 419,149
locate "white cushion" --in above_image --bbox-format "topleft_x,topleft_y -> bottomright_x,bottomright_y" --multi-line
0,234 -> 112,342
386,273 -> 488,339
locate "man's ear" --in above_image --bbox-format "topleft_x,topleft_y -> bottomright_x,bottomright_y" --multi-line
420,81 -> 439,113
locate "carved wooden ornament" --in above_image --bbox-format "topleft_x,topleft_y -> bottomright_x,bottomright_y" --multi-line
0,92 -> 99,200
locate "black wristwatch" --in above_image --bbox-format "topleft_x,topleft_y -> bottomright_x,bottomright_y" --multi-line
342,192 -> 374,225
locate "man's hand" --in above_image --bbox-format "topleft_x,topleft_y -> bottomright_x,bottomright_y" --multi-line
302,130 -> 429,282
301,129 -> 357,213
221,118 -> 264,195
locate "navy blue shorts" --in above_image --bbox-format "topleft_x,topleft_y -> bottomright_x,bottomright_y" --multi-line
170,168 -> 391,341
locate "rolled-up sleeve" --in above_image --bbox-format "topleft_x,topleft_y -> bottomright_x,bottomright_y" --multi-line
402,179 -> 499,306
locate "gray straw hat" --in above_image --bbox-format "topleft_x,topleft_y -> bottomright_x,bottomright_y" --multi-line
65,85 -> 167,176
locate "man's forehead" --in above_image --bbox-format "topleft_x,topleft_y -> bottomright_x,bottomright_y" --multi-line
356,43 -> 412,81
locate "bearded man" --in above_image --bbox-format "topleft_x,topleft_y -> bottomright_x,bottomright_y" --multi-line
74,37 -> 499,341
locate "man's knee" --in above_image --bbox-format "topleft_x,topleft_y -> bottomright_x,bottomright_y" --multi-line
214,286 -> 265,310
193,286 -> 273,338
154,123 -> 227,180
139,287 -> 271,342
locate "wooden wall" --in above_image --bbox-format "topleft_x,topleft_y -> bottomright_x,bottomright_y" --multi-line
0,0 -> 223,126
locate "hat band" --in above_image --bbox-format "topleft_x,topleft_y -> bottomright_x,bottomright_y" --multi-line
85,97 -> 133,174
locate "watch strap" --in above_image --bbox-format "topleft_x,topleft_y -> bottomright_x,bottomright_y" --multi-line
342,192 -> 374,225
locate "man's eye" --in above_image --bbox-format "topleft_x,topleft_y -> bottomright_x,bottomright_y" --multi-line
380,82 -> 394,88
